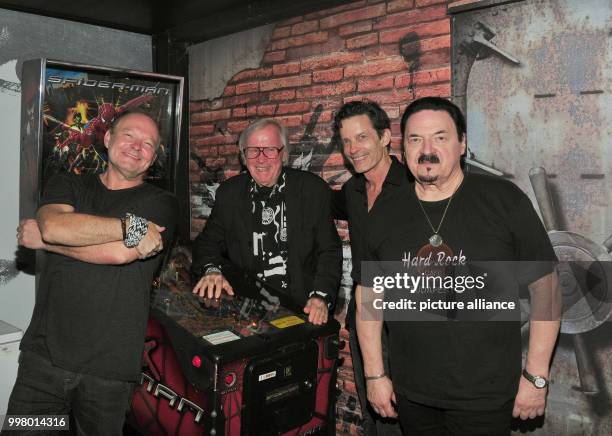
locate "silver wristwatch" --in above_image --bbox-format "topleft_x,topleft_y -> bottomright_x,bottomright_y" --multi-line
522,369 -> 549,389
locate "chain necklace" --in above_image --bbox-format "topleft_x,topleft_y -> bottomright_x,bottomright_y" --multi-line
416,183 -> 461,248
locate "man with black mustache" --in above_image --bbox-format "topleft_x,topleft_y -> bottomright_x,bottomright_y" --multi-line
356,97 -> 560,435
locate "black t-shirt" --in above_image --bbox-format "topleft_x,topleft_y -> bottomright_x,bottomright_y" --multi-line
21,173 -> 178,381
364,172 -> 556,410
333,156 -> 412,328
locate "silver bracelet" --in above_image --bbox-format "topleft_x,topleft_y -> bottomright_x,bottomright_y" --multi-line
365,373 -> 387,381
124,213 -> 149,248
205,266 -> 222,275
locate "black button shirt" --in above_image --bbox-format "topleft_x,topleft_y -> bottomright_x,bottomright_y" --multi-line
333,156 -> 412,327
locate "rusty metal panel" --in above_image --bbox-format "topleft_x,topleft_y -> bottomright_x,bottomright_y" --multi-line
453,0 -> 611,434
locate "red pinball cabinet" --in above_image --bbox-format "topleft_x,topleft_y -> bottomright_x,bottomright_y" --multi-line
127,263 -> 341,435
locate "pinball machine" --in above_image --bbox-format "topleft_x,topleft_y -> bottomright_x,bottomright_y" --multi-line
128,261 -> 340,436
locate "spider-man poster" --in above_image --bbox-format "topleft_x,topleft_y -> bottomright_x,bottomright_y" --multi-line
38,61 -> 183,192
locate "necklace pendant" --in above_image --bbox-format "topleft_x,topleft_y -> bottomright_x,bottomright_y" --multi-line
429,234 -> 443,247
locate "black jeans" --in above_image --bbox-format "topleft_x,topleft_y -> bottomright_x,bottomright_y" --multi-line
396,395 -> 513,436
4,351 -> 133,436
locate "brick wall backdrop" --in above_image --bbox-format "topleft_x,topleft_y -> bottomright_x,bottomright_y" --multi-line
189,0 -> 454,433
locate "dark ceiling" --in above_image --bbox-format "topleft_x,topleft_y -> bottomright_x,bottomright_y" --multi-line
0,0 -> 353,44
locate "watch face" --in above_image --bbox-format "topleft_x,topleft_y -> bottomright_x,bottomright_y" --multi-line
534,377 -> 547,388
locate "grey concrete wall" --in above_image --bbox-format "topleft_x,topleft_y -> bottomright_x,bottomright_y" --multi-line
188,24 -> 274,100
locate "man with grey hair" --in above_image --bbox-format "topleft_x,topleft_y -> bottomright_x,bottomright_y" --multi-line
191,118 -> 342,324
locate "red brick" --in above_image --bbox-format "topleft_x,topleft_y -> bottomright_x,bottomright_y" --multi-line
277,101 -> 310,115
320,4 -> 387,29
394,67 -> 451,87
301,52 -> 363,71
286,39 -> 346,62
379,18 -> 450,43
417,0 -> 447,6
257,104 -> 277,116
313,67 -> 344,83
222,85 -> 236,97
263,50 -> 286,64
269,89 -> 296,101
414,34 -> 451,52
387,0 -> 415,12
309,100 -> 344,112
274,115 -> 303,127
382,105 -> 400,118
360,83 -> 450,105
246,106 -> 258,117
235,81 -> 259,95
346,32 -> 379,49
291,20 -> 318,35
259,74 -> 312,92
190,124 -> 215,136
189,101 -> 202,112
358,76 -> 395,92
373,4 -> 447,30
390,120 -> 402,135
230,67 -> 272,83
421,49 -> 451,68
343,95 -> 364,104
338,20 -> 373,36
353,89 -> 412,105
322,152 -> 346,167
303,110 -> 334,124
232,107 -> 246,118
205,157 -> 227,168
414,83 -> 451,98
210,99 -> 223,110
272,61 -> 300,76
218,144 -> 240,156
227,121 -> 249,133
223,94 -> 260,107
344,57 -> 406,78
191,109 -> 232,123
193,145 -> 218,158
195,134 -> 237,147
272,26 -> 291,39
269,31 -> 329,50
296,81 -> 356,99
224,169 -> 242,180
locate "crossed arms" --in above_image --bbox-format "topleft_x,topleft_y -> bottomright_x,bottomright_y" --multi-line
18,203 -> 164,264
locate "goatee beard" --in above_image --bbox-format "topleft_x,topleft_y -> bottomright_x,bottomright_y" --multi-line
418,175 -> 438,184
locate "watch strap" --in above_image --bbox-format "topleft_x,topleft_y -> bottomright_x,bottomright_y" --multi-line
522,368 -> 549,388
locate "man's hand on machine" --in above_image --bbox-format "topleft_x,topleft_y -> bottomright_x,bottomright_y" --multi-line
303,297 -> 328,325
193,272 -> 235,299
